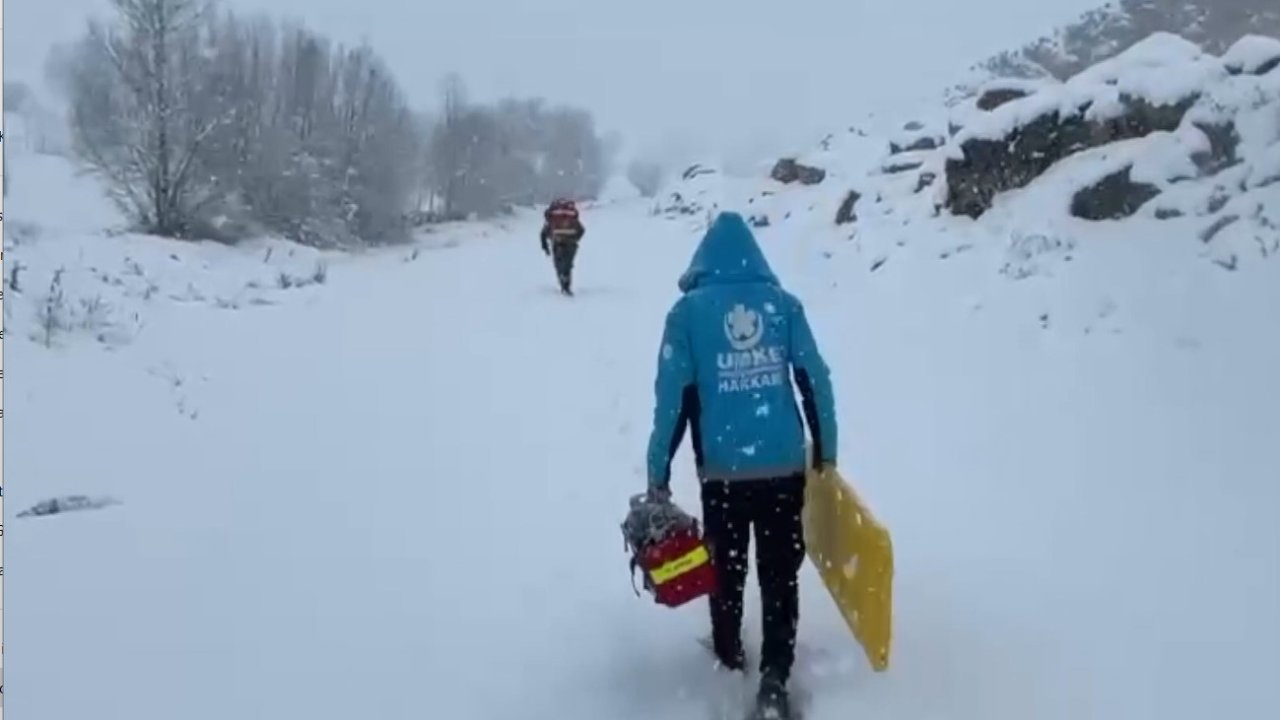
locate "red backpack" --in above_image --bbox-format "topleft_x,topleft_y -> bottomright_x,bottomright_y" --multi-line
546,199 -> 580,235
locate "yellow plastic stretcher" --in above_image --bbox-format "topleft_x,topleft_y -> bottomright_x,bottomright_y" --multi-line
802,462 -> 894,672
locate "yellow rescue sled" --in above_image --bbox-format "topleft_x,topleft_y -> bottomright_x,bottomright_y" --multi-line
802,462 -> 894,672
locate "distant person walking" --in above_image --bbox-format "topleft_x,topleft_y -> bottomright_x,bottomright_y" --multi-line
540,198 -> 586,295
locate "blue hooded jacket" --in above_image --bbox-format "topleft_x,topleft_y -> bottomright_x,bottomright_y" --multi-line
646,212 -> 837,488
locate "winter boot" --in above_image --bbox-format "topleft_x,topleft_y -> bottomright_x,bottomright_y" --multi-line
750,673 -> 794,720
698,635 -> 747,672
718,643 -> 746,672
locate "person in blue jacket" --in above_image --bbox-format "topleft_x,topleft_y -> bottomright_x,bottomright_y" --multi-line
645,211 -> 837,718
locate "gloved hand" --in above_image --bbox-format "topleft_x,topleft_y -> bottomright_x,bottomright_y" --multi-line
646,485 -> 672,504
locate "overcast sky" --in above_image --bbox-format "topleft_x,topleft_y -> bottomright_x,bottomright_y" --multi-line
9,0 -> 1100,167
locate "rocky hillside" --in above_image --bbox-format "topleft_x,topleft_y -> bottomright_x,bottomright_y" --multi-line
656,32 -> 1279,275
943,34 -> 1279,224
979,0 -> 1280,79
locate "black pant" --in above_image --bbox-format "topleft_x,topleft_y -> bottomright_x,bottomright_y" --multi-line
550,239 -> 579,289
701,474 -> 806,683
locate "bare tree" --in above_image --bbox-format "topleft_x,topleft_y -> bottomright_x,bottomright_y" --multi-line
426,72 -> 469,219
58,0 -> 601,240
329,44 -> 422,243
448,107 -> 509,217
65,0 -> 228,237
57,2 -> 421,246
538,106 -> 608,200
423,88 -> 613,219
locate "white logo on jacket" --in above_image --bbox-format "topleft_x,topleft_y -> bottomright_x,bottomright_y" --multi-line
724,304 -> 763,350
717,303 -> 786,393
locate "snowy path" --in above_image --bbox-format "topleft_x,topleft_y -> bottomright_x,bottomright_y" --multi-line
8,199 -> 1280,720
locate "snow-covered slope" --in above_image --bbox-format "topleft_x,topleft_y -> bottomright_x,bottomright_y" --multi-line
7,33 -> 1280,720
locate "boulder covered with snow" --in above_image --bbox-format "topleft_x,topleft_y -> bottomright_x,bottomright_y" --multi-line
834,190 -> 861,225
962,77 -> 1062,117
1221,34 -> 1280,76
1070,166 -> 1162,220
769,157 -> 827,185
975,84 -> 1033,111
888,120 -> 945,154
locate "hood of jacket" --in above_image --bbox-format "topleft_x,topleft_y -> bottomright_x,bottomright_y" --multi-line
677,212 -> 779,293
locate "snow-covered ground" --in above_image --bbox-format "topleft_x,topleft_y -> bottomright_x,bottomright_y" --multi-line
7,69 -> 1280,720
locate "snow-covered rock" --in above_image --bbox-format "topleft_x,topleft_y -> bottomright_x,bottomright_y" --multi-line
1222,34 -> 1280,75
937,32 -> 1279,237
769,157 -> 827,185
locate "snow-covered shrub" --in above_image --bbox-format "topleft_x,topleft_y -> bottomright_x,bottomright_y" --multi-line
34,268 -> 69,347
1000,230 -> 1076,280
17,495 -> 122,518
